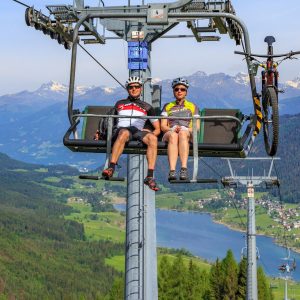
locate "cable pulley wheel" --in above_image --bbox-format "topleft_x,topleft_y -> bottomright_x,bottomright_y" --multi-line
25,7 -> 34,27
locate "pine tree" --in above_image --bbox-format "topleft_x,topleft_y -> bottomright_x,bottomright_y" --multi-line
209,258 -> 223,300
167,255 -> 188,300
221,250 -> 238,300
257,266 -> 273,300
158,255 -> 172,300
236,257 -> 247,300
186,259 -> 206,300
107,277 -> 124,300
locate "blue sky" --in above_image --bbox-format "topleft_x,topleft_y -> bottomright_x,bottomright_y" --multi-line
1,0 -> 300,94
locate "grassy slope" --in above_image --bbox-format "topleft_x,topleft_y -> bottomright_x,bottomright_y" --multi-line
155,189 -> 218,209
65,202 -> 125,243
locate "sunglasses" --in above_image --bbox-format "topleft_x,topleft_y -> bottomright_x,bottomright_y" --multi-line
174,87 -> 187,92
128,85 -> 141,90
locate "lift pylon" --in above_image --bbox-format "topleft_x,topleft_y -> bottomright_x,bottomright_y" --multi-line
222,157 -> 280,300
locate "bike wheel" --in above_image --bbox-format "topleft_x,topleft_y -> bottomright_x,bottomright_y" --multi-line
262,87 -> 279,156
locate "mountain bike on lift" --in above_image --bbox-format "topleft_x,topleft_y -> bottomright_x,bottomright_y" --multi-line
235,36 -> 300,156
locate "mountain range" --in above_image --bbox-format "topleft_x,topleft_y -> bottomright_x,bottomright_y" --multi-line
1,71 -> 300,166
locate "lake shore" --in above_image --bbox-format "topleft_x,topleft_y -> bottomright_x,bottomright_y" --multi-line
111,195 -> 300,254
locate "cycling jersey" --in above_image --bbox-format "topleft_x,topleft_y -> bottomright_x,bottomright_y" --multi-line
161,99 -> 199,128
114,97 -> 158,130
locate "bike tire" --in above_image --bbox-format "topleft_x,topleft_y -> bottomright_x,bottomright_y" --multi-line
262,87 -> 279,156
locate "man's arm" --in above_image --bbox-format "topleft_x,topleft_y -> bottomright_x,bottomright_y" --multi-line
151,120 -> 161,137
145,105 -> 161,136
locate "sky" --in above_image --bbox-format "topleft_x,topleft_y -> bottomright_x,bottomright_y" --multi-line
1,0 -> 300,95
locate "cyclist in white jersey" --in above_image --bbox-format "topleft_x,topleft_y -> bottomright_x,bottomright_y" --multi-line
102,76 -> 160,191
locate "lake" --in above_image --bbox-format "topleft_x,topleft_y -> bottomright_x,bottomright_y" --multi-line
115,204 -> 300,281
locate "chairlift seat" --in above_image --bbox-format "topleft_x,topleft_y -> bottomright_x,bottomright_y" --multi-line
63,106 -> 247,158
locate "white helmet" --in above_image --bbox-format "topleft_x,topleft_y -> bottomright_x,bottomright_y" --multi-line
171,77 -> 189,89
125,76 -> 143,88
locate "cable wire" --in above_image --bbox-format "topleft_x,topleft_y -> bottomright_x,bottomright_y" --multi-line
199,158 -> 223,179
201,158 -> 247,235
198,158 -> 247,229
273,161 -> 290,257
230,194 -> 247,231
78,42 -> 126,90
12,0 -> 30,8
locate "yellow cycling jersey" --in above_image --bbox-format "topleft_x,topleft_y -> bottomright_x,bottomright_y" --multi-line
161,99 -> 199,128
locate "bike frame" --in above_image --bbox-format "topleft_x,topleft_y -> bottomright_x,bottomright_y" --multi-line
261,42 -> 279,95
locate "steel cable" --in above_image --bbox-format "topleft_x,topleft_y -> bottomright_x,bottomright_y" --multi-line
273,161 -> 289,257
12,0 -> 30,8
199,158 -> 224,179
200,158 -> 247,238
78,43 -> 126,90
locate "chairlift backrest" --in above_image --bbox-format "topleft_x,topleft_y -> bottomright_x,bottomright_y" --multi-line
81,106 -> 114,140
199,108 -> 242,144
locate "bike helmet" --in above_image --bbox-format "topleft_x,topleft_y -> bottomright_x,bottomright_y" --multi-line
171,77 -> 189,89
125,76 -> 143,88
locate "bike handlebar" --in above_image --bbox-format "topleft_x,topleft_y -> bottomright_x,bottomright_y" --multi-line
234,50 -> 300,59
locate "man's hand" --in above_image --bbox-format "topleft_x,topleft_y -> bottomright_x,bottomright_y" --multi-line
94,130 -> 100,140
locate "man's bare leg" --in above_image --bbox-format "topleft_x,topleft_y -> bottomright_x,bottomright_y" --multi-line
142,133 -> 160,191
110,129 -> 130,164
102,129 -> 130,179
142,133 -> 158,170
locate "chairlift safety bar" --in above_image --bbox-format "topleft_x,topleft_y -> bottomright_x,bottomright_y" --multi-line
71,113 -> 245,181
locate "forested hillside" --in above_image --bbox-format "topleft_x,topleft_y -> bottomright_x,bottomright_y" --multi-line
0,153 -> 123,299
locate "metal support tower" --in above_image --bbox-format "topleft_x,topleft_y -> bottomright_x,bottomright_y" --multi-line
222,157 -> 280,300
246,181 -> 257,300
284,277 -> 289,300
126,44 -> 157,299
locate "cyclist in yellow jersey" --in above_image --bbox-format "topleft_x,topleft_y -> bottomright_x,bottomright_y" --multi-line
161,78 -> 200,180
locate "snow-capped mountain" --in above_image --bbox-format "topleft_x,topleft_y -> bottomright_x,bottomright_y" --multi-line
284,76 -> 300,89
0,81 -> 104,107
233,72 -> 251,86
2,72 -> 300,109
1,71 -> 300,166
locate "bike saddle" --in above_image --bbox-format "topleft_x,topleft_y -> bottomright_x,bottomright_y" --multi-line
264,36 -> 276,46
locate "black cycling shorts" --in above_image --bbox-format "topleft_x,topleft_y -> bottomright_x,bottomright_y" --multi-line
112,126 -> 150,142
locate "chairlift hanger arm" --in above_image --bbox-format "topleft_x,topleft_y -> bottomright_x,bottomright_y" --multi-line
68,11 -> 252,122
